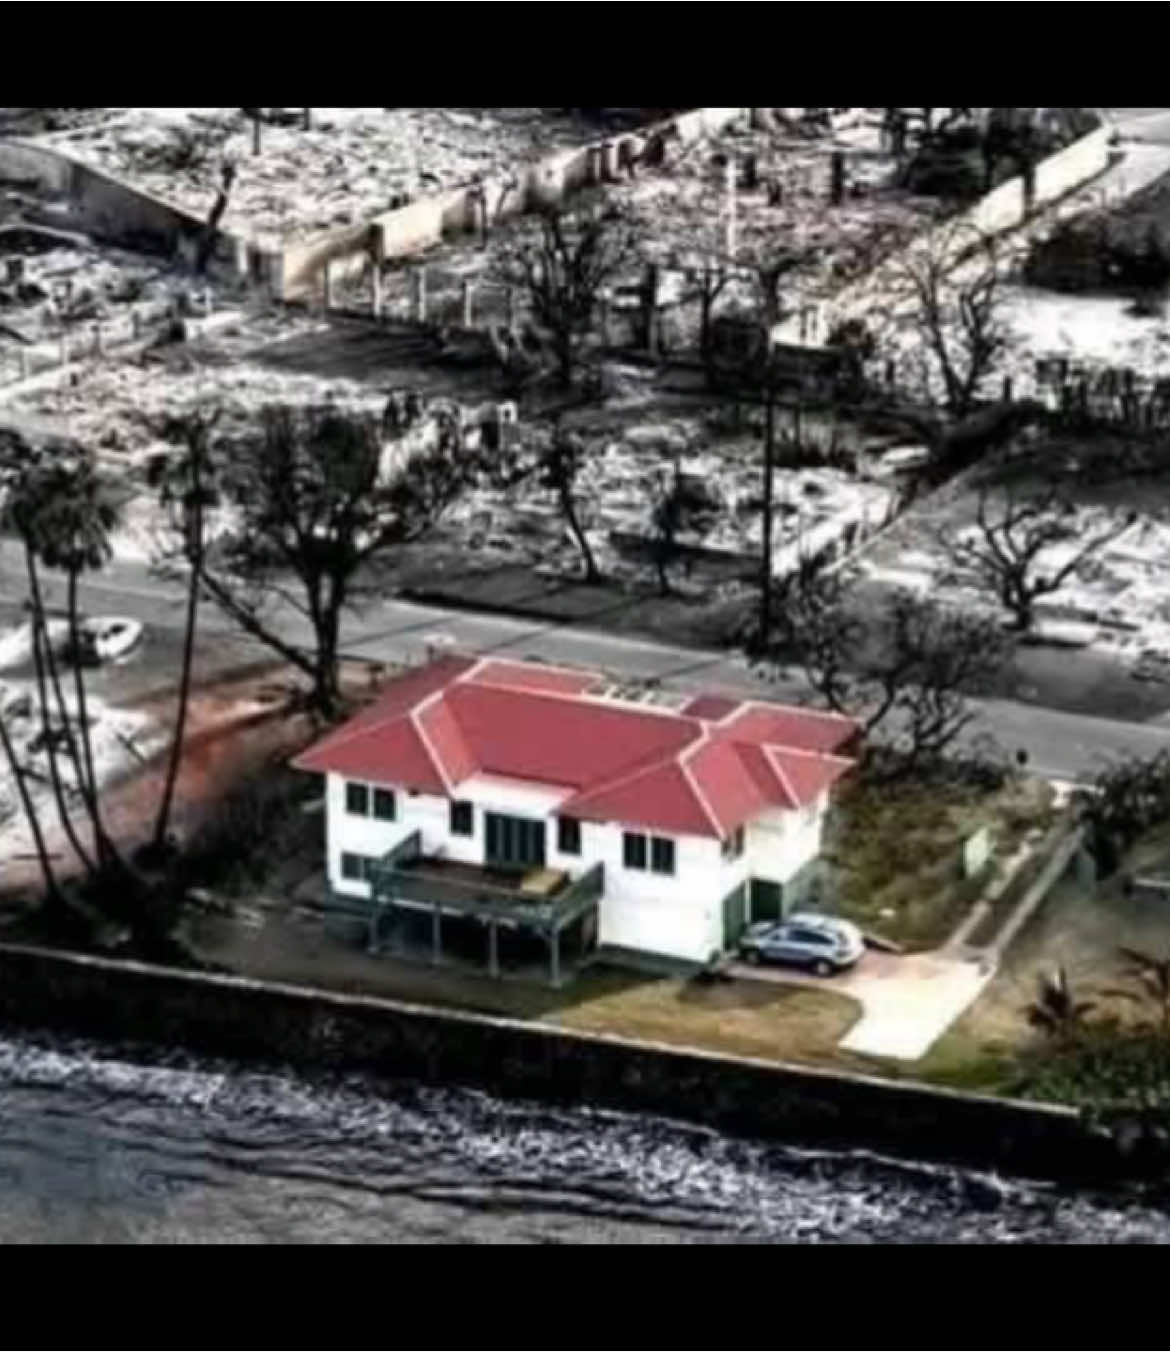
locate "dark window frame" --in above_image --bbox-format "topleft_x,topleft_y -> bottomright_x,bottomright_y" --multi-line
557,815 -> 582,856
345,781 -> 370,817
373,787 -> 397,821
650,835 -> 676,876
450,800 -> 474,837
623,831 -> 648,871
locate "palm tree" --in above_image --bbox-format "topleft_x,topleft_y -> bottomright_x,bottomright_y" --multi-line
144,409 -> 221,860
13,451 -> 119,869
0,686 -> 60,903
1025,966 -> 1095,1045
1,446 -> 97,877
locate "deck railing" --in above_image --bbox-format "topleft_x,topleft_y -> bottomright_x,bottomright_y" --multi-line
369,837 -> 604,933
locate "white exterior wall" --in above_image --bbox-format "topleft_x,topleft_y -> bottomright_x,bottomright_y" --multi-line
593,827 -> 726,964
323,770 -> 831,963
326,772 -> 418,900
743,789 -> 830,897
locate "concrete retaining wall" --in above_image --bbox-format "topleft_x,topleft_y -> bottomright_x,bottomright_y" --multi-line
0,938 -> 1112,1180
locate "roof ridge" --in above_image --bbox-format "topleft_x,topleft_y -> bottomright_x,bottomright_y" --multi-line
410,690 -> 459,793
296,656 -> 474,761
562,736 -> 697,806
760,743 -> 800,809
760,742 -> 856,769
678,729 -> 727,838
456,655 -> 491,685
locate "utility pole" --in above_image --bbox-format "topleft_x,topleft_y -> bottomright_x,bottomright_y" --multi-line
759,336 -> 776,647
725,157 -> 738,262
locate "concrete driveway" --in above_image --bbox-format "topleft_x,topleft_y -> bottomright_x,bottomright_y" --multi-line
725,947 -> 994,1062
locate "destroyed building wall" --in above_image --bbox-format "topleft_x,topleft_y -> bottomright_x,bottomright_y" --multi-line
785,124 -> 1111,345
0,137 -> 245,273
276,107 -> 751,302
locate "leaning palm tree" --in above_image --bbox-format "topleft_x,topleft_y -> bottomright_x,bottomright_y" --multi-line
0,439 -> 92,889
1025,966 -> 1096,1044
144,408 -> 221,861
13,450 -> 119,869
0,686 -> 60,903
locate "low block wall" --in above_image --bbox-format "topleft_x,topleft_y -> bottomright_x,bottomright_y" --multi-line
0,939 -> 1112,1180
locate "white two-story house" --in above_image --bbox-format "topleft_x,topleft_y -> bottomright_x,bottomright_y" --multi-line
293,655 -> 858,982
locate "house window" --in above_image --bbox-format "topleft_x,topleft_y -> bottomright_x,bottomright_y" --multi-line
373,788 -> 397,821
450,800 -> 474,836
722,826 -> 745,861
650,836 -> 675,876
623,832 -> 648,871
485,813 -> 546,869
345,782 -> 370,817
557,815 -> 581,856
341,851 -> 377,882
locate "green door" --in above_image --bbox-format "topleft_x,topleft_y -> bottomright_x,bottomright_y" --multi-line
750,878 -> 784,923
722,882 -> 748,950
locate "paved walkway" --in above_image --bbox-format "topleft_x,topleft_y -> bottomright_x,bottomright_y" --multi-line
725,947 -> 994,1061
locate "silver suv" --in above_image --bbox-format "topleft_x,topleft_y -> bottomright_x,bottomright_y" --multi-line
738,913 -> 865,976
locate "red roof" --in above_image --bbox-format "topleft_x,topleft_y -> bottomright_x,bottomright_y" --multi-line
472,659 -> 601,696
294,656 -> 859,840
681,694 -> 740,721
721,703 -> 858,755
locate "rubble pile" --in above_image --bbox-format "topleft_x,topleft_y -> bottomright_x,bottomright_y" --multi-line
442,414 -> 895,585
615,121 -> 939,306
0,231 -> 184,375
334,114 -> 940,329
861,492 -> 1170,675
33,108 -> 604,244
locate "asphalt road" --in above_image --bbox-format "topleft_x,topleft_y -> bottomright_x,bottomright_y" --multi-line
5,539 -> 1170,789
5,107 -> 1169,788
1103,108 -> 1170,143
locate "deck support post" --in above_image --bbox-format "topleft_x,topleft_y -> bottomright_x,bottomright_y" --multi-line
488,920 -> 499,979
549,925 -> 560,988
431,903 -> 441,965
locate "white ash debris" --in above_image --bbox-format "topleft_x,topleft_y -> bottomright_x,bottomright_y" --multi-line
445,413 -> 895,583
33,108 -> 604,245
0,619 -> 70,673
0,676 -> 166,856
